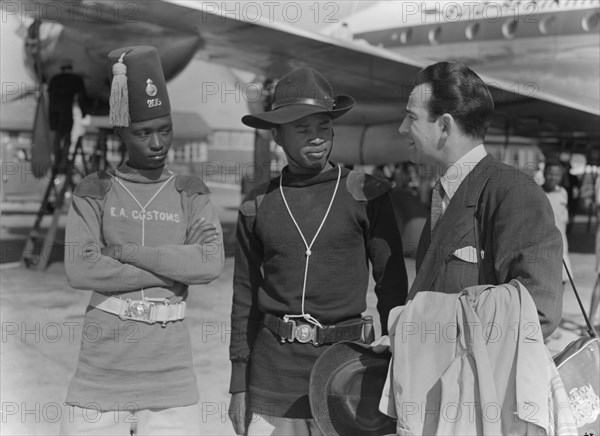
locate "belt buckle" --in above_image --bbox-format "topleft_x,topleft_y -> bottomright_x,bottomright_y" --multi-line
295,323 -> 316,344
282,316 -> 317,345
121,299 -> 154,324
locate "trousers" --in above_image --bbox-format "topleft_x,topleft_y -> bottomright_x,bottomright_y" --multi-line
59,404 -> 201,435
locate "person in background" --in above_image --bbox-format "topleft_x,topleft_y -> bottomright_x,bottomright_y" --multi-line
590,172 -> 600,326
48,60 -> 87,169
559,156 -> 581,232
543,160 -> 573,283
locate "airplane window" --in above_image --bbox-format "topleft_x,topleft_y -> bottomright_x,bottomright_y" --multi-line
502,19 -> 518,39
539,15 -> 557,35
16,149 -> 29,162
400,29 -> 412,45
582,12 -> 600,32
465,23 -> 480,40
428,27 -> 441,44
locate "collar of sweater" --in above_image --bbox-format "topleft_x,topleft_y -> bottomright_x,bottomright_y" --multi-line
281,164 -> 349,187
111,164 -> 174,184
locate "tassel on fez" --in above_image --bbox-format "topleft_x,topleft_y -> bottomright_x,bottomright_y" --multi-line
109,52 -> 130,127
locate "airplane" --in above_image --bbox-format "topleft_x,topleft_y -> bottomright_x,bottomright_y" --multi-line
5,0 -> 598,168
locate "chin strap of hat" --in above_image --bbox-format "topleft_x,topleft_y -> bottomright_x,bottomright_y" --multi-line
280,165 -> 341,329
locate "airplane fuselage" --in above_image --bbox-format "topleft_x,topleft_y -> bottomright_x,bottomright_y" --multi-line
348,0 -> 599,118
14,0 -> 600,165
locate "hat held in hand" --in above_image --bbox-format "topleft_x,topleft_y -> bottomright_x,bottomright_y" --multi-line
309,341 -> 396,436
108,45 -> 171,127
242,67 -> 355,129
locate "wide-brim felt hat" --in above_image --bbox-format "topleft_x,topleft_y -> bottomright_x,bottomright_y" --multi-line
242,67 -> 355,129
309,341 -> 396,436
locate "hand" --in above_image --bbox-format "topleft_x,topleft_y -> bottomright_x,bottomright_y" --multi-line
101,244 -> 121,259
370,335 -> 390,354
228,392 -> 248,435
187,218 -> 220,244
171,281 -> 188,298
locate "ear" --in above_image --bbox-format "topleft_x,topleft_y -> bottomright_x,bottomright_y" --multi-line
271,127 -> 281,145
439,113 -> 453,137
114,127 -> 123,140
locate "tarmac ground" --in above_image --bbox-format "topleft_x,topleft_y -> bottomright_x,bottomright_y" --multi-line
1,188 -> 599,435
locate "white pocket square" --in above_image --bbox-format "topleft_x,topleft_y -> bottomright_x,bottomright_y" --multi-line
452,246 -> 479,263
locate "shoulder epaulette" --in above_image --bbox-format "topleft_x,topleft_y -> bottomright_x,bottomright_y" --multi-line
239,180 -> 273,217
174,175 -> 211,196
346,171 -> 392,201
73,171 -> 112,199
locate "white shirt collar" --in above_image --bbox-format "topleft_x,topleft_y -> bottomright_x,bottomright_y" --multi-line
440,144 -> 488,205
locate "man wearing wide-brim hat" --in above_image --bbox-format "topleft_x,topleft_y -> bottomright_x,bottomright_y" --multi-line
228,67 -> 408,435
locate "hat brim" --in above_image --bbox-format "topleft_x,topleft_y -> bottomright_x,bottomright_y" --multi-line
242,95 -> 355,130
309,341 -> 396,436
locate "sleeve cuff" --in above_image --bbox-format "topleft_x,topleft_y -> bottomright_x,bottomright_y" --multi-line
229,360 -> 249,394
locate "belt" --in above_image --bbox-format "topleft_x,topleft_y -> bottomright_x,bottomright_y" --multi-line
89,293 -> 186,327
264,313 -> 364,346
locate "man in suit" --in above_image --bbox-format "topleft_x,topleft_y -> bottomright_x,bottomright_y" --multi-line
399,61 -> 563,339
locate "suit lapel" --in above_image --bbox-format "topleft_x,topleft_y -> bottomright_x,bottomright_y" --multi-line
415,216 -> 431,272
409,156 -> 494,300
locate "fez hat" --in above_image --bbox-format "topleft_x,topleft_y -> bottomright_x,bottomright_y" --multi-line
242,67 -> 355,129
107,45 -> 171,127
309,341 -> 396,436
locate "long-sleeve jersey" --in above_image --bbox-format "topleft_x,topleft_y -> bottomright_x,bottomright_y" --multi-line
64,164 -> 224,411
229,165 -> 408,399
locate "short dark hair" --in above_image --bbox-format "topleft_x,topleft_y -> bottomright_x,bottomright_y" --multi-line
414,62 -> 494,140
544,159 -> 564,172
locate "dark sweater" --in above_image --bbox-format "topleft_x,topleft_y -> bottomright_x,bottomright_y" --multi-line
229,165 -> 408,415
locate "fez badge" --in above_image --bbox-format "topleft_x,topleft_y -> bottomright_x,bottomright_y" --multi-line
146,79 -> 158,97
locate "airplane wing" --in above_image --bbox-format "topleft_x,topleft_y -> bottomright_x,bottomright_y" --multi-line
134,0 -> 600,139
20,0 -> 600,140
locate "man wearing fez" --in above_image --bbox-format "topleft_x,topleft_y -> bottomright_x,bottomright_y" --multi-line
228,67 -> 408,435
398,62 -> 562,338
61,46 -> 224,435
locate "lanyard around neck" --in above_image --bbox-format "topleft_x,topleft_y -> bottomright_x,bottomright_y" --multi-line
110,171 -> 175,298
279,165 -> 341,328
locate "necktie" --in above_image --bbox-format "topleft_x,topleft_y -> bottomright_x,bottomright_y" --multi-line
430,180 -> 444,233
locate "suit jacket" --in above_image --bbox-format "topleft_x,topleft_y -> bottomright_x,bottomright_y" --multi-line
409,154 -> 563,338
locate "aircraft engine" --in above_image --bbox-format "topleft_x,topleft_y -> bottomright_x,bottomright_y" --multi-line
23,19 -> 201,116
331,123 -> 412,166
23,20 -> 64,85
